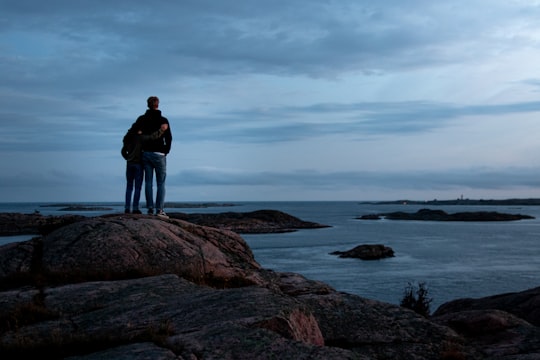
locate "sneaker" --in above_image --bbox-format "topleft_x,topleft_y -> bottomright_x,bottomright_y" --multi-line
124,209 -> 130,214
156,210 -> 169,219
147,208 -> 154,215
132,209 -> 142,214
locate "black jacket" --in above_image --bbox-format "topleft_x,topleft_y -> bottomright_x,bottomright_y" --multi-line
122,127 -> 167,164
133,109 -> 172,154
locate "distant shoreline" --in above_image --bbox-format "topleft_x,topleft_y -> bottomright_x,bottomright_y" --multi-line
38,202 -> 239,211
360,198 -> 540,206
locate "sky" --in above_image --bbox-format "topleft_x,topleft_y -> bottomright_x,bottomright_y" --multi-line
3,1 -> 540,202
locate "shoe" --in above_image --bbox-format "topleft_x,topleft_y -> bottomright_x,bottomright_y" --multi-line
156,210 -> 169,219
132,209 -> 142,214
147,208 -> 154,215
124,209 -> 130,214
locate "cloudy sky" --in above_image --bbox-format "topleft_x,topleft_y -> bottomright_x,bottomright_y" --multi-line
3,1 -> 540,202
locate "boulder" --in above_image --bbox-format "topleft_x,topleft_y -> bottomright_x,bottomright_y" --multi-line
433,286 -> 540,327
0,215 -> 265,287
432,287 -> 540,359
432,310 -> 540,359
331,244 -> 395,260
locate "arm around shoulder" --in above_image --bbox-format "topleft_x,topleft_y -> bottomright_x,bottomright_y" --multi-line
142,126 -> 166,141
163,121 -> 172,154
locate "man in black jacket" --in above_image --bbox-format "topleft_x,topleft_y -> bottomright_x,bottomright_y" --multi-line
121,123 -> 168,214
133,96 -> 172,218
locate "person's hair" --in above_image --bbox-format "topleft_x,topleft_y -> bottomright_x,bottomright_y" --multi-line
147,96 -> 159,109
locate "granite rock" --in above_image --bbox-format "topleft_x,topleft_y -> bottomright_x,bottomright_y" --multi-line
0,214 -> 538,359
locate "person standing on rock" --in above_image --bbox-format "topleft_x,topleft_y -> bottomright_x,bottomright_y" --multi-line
133,96 -> 172,218
122,123 -> 169,214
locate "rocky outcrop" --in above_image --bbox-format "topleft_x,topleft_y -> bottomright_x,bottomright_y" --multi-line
433,309 -> 540,359
0,209 -> 329,237
0,214 -> 471,359
0,214 -> 538,359
0,270 -> 471,360
0,212 -> 85,236
330,244 -> 395,260
0,215 -> 264,287
432,287 -> 540,359
433,287 -> 540,327
169,209 -> 330,233
432,287 -> 540,360
358,208 -> 534,221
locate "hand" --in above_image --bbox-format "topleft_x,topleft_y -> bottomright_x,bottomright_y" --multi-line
160,124 -> 169,131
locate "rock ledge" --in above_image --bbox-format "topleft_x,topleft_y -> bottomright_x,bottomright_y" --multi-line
0,214 -> 538,359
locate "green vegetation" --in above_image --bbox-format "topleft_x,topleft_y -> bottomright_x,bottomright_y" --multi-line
400,282 -> 433,317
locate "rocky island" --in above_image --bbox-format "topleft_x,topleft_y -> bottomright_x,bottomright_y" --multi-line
358,208 -> 535,221
0,212 -> 538,359
40,204 -> 115,212
331,244 -> 395,260
361,198 -> 540,206
168,209 -> 330,233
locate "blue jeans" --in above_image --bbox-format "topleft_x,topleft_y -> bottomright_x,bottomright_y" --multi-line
143,152 -> 167,211
125,163 -> 144,211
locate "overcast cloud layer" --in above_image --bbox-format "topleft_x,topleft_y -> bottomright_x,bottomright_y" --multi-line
2,0 -> 540,202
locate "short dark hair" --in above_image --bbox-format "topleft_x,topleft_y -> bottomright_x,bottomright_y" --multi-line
147,96 -> 159,109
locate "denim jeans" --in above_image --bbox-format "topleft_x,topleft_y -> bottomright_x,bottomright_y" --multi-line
125,163 -> 144,211
143,152 -> 167,211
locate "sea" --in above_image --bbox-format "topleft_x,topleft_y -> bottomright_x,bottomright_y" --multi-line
1,201 -> 539,311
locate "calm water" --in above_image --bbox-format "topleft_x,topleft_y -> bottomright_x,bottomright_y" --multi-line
1,201 -> 539,310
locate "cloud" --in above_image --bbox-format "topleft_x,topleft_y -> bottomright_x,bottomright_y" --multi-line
3,1 -> 540,201
178,99 -> 540,144
167,166 -> 540,190
3,0 -> 538,89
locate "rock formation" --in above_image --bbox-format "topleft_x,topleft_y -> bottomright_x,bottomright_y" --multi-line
0,214 -> 538,359
433,286 -> 540,327
0,212 -> 85,236
330,244 -> 395,260
0,209 -> 329,237
169,209 -> 330,233
433,291 -> 540,359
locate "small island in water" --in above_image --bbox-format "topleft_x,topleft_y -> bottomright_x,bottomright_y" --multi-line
358,208 -> 534,221
39,202 -> 238,211
358,197 -> 539,221
360,197 -> 540,206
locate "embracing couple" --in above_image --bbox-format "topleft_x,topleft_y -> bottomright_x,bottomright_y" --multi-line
122,96 -> 172,218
